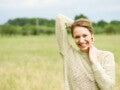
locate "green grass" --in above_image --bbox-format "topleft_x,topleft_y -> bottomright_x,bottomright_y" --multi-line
0,35 -> 120,90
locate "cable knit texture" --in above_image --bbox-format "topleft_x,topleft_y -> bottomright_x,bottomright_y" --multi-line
55,14 -> 115,90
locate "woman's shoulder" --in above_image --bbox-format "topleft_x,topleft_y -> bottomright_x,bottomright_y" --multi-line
96,50 -> 114,65
97,49 -> 114,63
97,49 -> 114,56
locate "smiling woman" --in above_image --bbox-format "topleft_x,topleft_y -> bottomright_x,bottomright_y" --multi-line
55,14 -> 115,90
70,18 -> 94,52
73,26 -> 93,52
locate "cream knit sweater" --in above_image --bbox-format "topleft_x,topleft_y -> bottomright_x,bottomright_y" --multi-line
55,14 -> 115,90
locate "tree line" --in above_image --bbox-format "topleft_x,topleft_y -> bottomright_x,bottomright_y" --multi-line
0,14 -> 120,36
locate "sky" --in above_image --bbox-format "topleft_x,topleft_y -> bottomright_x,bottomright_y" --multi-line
0,0 -> 120,25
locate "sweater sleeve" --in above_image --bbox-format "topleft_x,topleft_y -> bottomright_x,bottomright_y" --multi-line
55,14 -> 74,55
55,14 -> 74,90
92,52 -> 115,90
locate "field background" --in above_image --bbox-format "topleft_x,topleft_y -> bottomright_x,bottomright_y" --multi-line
0,35 -> 120,90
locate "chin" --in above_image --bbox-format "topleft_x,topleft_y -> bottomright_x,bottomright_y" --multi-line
79,47 -> 89,52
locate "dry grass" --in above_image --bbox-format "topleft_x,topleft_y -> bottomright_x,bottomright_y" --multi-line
0,35 -> 119,90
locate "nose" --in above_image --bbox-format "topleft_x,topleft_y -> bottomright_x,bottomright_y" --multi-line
79,37 -> 84,43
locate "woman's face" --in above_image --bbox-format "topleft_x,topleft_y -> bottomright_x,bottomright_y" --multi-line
73,26 -> 94,53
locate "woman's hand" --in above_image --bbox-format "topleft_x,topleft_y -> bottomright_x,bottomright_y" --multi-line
89,45 -> 98,64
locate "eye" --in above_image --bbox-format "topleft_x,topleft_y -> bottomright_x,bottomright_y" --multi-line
83,34 -> 87,38
74,36 -> 80,39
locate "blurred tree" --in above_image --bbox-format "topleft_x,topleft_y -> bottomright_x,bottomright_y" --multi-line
0,24 -> 19,35
7,18 -> 29,26
104,24 -> 116,34
74,14 -> 88,20
7,18 -> 55,27
110,20 -> 120,25
1,16 -> 120,35
97,20 -> 108,27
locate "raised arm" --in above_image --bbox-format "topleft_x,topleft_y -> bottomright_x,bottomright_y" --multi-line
55,14 -> 73,55
92,52 -> 115,90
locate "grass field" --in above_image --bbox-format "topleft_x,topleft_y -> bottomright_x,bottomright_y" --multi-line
0,35 -> 120,90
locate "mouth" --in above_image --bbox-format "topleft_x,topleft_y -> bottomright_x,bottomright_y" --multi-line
78,43 -> 87,48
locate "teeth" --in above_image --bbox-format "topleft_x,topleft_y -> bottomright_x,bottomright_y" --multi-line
79,44 -> 86,47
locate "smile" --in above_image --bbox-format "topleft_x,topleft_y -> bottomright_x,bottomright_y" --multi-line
78,43 -> 87,47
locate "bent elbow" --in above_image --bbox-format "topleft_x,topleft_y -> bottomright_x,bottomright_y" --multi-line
56,14 -> 63,20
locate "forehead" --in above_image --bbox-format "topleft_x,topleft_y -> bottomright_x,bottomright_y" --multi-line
73,26 -> 91,35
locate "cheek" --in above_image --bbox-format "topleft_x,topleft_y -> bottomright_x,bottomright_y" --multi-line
86,37 -> 92,43
87,35 -> 92,40
74,39 -> 79,44
88,38 -> 92,42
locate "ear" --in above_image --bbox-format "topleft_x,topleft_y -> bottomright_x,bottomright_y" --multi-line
91,34 -> 94,43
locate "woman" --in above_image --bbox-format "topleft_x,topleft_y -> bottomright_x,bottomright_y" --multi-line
55,14 -> 115,90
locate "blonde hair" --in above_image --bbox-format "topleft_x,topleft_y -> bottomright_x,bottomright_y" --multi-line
70,18 -> 93,37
